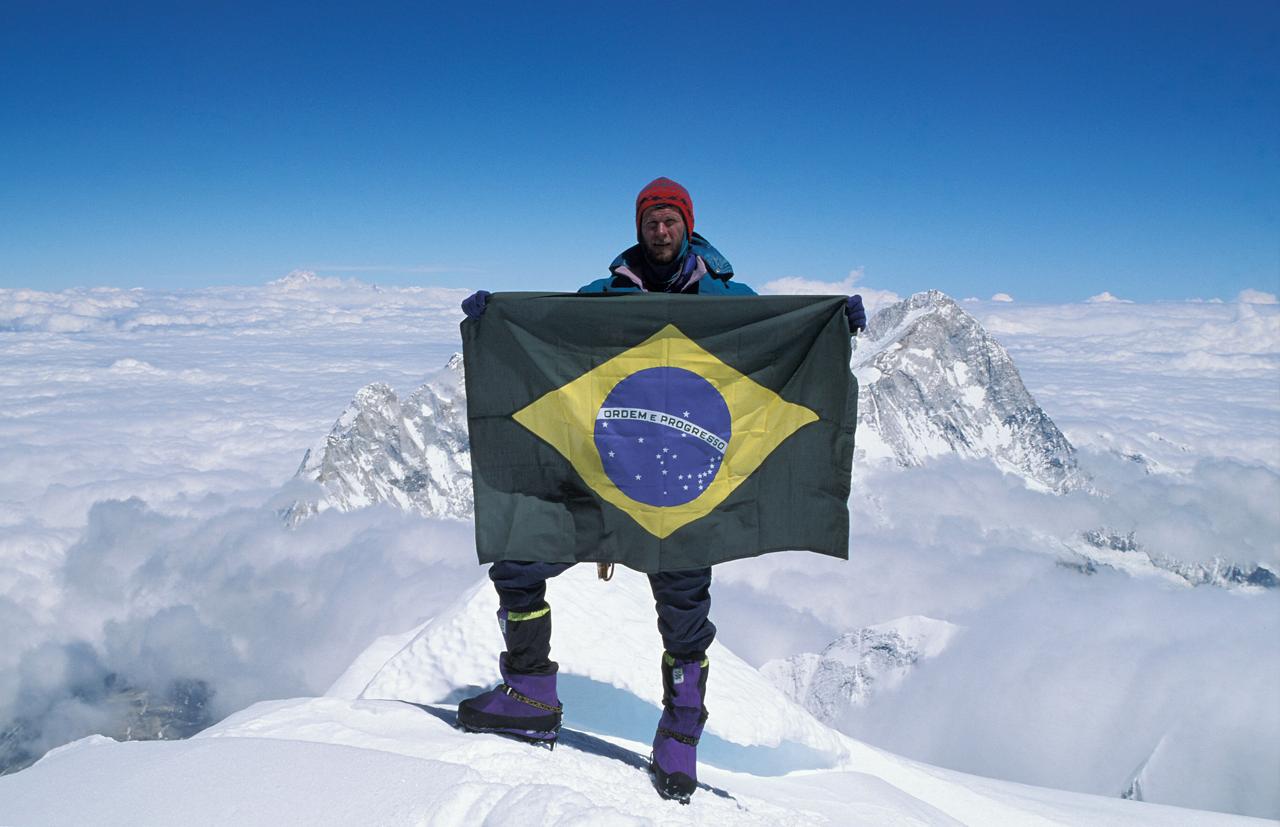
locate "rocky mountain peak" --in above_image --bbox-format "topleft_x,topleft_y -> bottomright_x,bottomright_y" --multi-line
283,360 -> 472,524
853,290 -> 1085,492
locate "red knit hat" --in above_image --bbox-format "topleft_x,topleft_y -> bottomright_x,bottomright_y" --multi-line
635,177 -> 694,240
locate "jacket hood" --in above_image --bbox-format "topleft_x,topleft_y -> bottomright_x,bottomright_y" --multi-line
610,233 -> 735,282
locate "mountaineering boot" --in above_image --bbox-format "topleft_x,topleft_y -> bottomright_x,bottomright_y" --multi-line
456,604 -> 563,744
650,652 -> 709,804
456,660 -> 561,743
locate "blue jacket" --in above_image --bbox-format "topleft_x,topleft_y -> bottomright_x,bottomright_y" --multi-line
578,233 -> 756,296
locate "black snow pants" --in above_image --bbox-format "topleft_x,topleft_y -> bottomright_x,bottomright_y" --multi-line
489,560 -> 716,662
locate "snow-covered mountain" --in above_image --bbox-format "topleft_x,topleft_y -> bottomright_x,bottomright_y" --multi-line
284,354 -> 472,524
1061,529 -> 1277,589
287,290 -> 1081,522
760,616 -> 961,726
852,290 -> 1084,492
0,565 -> 1257,826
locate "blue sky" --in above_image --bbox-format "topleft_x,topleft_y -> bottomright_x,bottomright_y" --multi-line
2,1 -> 1276,302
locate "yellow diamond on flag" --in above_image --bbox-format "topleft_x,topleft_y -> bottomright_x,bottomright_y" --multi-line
512,324 -> 819,538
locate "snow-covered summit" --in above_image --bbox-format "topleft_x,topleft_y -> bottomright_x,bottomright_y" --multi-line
853,290 -> 1084,492
4,689 -> 1253,826
343,564 -> 847,761
284,355 -> 471,523
0,566 -> 1258,826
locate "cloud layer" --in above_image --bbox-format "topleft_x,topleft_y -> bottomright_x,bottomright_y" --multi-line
1,277 -> 1277,816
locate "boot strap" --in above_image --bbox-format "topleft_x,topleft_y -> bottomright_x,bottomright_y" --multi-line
656,726 -> 700,747
502,684 -> 563,713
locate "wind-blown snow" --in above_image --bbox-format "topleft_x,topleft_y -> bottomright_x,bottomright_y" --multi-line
1,277 -> 1277,820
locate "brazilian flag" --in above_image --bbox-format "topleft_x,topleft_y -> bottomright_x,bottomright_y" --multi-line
461,293 -> 856,572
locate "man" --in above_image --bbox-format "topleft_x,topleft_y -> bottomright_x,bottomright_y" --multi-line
457,178 -> 865,803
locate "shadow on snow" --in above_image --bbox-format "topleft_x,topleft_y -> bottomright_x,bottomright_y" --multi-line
430,673 -> 838,777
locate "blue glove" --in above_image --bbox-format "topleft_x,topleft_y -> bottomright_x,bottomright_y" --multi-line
845,294 -> 866,334
462,290 -> 491,319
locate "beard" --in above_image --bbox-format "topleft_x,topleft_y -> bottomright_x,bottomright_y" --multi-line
644,241 -> 679,264
643,228 -> 686,266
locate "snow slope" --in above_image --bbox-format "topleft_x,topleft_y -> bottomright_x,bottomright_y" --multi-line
350,566 -> 847,763
0,566 -> 1265,826
4,695 -> 1262,827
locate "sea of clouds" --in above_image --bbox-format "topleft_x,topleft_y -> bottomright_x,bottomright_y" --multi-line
1,273 -> 1277,817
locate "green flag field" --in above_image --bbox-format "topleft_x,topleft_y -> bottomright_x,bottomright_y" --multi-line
462,292 -> 856,572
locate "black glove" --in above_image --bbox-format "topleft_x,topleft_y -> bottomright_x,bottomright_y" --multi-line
462,290 -> 491,319
845,294 -> 866,334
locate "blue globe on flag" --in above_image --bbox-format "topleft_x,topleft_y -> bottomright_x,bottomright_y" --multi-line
594,367 -> 732,507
